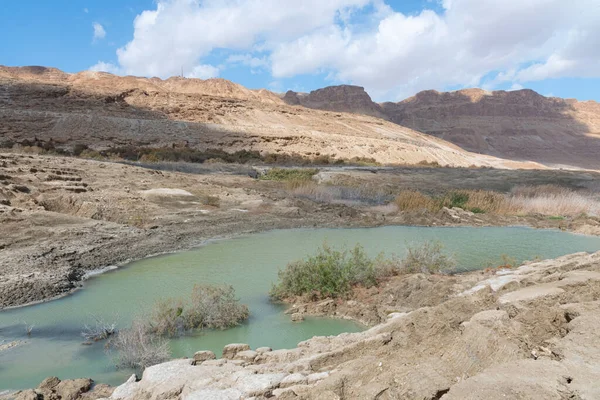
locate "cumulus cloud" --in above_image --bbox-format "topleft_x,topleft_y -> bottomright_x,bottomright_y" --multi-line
91,0 -> 600,100
93,22 -> 106,40
89,61 -> 121,75
186,64 -> 220,79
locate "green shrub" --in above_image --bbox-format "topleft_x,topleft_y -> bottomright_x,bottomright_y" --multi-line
270,244 -> 398,300
401,241 -> 456,274
259,168 -> 318,182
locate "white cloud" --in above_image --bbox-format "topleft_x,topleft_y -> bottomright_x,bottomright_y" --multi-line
93,22 -> 106,40
84,8 -> 89,14
89,61 -> 121,75
185,64 -> 220,79
92,0 -> 600,100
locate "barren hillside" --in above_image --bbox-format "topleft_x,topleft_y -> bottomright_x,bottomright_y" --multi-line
283,85 -> 600,170
0,66 -> 534,169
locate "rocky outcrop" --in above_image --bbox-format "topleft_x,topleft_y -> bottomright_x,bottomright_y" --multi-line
282,85 -> 388,119
103,250 -> 600,399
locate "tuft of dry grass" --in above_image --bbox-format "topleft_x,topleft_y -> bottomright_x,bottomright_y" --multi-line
507,186 -> 600,217
394,190 -> 436,211
393,185 -> 600,217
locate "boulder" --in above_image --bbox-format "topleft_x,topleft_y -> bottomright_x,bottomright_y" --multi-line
55,378 -> 93,400
222,343 -> 250,359
256,347 -> 272,354
193,350 -> 216,363
234,350 -> 258,363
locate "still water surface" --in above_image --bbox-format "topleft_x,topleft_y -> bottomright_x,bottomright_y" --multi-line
2,226 -> 600,390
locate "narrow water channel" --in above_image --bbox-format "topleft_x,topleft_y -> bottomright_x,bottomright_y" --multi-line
2,226 -> 600,390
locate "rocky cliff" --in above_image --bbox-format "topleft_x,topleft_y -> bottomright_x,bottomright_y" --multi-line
283,85 -> 388,119
284,84 -> 600,170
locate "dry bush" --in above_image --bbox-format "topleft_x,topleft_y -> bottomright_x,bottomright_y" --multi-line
461,190 -> 511,214
147,285 -> 248,337
394,190 -> 436,211
401,241 -> 457,274
109,318 -> 170,370
507,190 -> 600,217
81,316 -> 117,341
185,285 -> 250,330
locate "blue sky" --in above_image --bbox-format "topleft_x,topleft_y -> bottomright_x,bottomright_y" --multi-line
1,0 -> 599,101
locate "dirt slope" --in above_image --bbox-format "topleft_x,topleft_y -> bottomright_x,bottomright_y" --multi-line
283,84 -> 600,170
0,66 -> 536,169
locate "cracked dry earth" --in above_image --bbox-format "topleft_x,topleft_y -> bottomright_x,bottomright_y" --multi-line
94,251 -> 600,400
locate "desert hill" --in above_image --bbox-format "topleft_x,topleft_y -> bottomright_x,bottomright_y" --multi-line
0,66 -> 531,169
283,85 -> 600,170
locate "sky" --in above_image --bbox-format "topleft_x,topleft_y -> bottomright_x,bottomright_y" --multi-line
1,0 -> 599,102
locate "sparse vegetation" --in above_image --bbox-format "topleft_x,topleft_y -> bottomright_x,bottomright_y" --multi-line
259,168 -> 318,182
81,316 -> 117,341
394,190 -> 436,211
146,285 -> 249,337
393,186 -> 600,217
108,285 -> 248,370
109,318 -> 171,370
270,244 -> 399,300
401,241 -> 457,274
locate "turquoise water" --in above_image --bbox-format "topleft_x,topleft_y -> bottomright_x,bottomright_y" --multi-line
1,226 -> 600,390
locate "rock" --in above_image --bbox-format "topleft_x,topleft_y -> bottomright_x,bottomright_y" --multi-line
37,376 -> 60,391
202,359 -> 227,367
307,371 -> 330,384
256,347 -> 272,354
222,343 -> 251,359
193,350 -> 216,363
291,313 -> 305,322
280,373 -> 308,388
55,378 -> 93,400
14,390 -> 39,400
234,373 -> 286,396
234,350 -> 258,363
110,374 -> 137,399
185,388 -> 244,400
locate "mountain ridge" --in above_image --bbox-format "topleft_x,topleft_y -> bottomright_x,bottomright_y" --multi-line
3,65 -> 599,169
